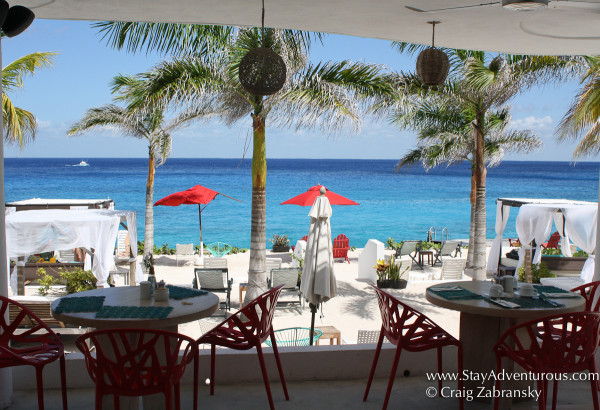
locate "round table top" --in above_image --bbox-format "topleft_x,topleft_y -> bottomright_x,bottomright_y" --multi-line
51,286 -> 220,329
426,280 -> 586,319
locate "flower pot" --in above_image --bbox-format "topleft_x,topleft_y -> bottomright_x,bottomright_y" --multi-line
376,279 -> 407,289
272,245 -> 290,253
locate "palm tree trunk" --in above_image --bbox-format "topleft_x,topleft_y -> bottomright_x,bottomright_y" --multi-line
466,168 -> 476,269
472,121 -> 487,280
245,111 -> 268,303
144,149 -> 156,259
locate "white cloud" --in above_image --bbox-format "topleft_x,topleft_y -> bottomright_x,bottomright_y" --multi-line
511,115 -> 553,132
36,120 -> 51,128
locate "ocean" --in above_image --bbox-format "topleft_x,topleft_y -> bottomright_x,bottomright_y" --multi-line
4,158 -> 599,249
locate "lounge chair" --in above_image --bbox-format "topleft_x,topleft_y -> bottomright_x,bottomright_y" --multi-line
116,230 -> 130,257
56,249 -> 75,263
265,257 -> 282,276
542,231 -> 561,249
440,259 -> 466,280
332,234 -> 350,263
206,242 -> 232,257
204,257 -> 228,270
269,268 -> 301,306
175,243 -> 194,266
394,240 -> 421,269
433,241 -> 461,265
194,268 -> 233,310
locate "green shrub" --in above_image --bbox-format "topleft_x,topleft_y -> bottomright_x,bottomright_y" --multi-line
574,250 -> 589,257
386,237 -> 402,250
419,241 -> 440,251
517,262 -> 556,284
59,267 -> 97,294
542,248 -> 561,255
37,268 -> 56,295
270,235 -> 290,247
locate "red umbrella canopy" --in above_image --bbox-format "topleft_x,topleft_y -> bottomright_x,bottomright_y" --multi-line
154,185 -> 221,206
280,185 -> 359,206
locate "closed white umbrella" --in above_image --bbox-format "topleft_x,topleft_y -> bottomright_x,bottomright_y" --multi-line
300,187 -> 337,345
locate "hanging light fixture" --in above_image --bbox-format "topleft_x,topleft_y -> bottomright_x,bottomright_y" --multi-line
0,0 -> 35,38
416,21 -> 449,87
238,0 -> 286,96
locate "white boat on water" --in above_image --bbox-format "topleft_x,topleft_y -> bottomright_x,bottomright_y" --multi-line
73,161 -> 89,167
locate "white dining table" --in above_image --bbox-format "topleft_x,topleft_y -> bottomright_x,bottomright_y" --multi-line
51,286 -> 219,409
426,280 -> 585,407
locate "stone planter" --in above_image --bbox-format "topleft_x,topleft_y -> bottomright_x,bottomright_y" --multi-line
272,245 -> 290,253
376,279 -> 408,289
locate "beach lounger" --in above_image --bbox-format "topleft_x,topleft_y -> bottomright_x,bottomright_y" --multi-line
204,257 -> 228,269
433,241 -> 461,265
194,268 -> 233,310
440,259 -> 466,280
269,268 -> 301,307
175,243 -> 195,266
395,240 -> 421,269
266,257 -> 282,276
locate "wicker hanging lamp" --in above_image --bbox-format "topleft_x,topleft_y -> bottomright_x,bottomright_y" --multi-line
239,0 -> 286,96
416,21 -> 449,87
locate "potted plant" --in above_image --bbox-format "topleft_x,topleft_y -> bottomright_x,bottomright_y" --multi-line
270,234 -> 290,252
375,256 -> 409,289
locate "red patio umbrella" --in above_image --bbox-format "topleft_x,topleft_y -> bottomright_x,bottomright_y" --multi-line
280,185 -> 359,206
154,185 -> 241,258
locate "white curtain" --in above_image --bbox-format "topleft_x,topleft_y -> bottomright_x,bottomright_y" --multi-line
563,205 -> 597,282
553,212 -> 573,257
516,205 -> 554,270
486,203 -> 511,275
124,211 -> 143,283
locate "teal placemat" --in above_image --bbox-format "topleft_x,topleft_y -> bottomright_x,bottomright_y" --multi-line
166,285 -> 207,300
95,306 -> 173,319
533,285 -> 570,294
428,287 -> 484,300
54,296 -> 105,314
486,297 -> 566,309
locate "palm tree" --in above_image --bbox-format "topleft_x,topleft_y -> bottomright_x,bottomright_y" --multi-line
95,23 -> 393,300
3,51 -> 56,147
68,76 -> 212,259
557,62 -> 600,157
386,48 -> 590,280
397,102 -> 543,268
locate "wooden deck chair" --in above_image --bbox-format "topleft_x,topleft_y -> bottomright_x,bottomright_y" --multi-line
175,243 -> 194,266
542,231 -> 561,249
433,241 -> 460,265
395,240 -> 421,269
269,268 -> 301,306
441,259 -> 466,280
332,234 -> 350,263
194,268 -> 233,310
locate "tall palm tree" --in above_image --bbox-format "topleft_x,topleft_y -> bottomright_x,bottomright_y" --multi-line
385,48 -> 590,280
96,23 -> 393,300
397,102 -> 542,268
3,51 -> 56,147
68,76 -> 212,258
557,62 -> 600,157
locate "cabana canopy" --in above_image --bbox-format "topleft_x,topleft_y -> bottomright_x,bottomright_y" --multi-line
487,198 -> 597,283
5,209 -> 142,289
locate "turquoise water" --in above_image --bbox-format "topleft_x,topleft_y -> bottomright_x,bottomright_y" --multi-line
5,158 -> 599,248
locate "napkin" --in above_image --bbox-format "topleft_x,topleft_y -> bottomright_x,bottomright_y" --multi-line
430,286 -> 463,291
542,292 -> 579,298
488,299 -> 520,309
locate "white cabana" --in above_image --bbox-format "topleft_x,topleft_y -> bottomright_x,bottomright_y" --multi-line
486,198 -> 597,283
5,209 -> 142,290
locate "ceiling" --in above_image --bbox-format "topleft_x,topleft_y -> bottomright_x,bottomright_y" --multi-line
21,0 -> 600,55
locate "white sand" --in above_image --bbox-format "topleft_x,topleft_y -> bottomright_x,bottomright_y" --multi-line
150,249 -> 473,344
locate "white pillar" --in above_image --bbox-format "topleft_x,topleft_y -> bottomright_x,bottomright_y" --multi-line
0,37 -> 14,408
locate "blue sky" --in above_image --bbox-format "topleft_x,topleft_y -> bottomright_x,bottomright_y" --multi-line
2,19 -> 588,161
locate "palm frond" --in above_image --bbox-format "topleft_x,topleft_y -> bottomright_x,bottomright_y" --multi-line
2,95 -> 36,147
2,52 -> 57,93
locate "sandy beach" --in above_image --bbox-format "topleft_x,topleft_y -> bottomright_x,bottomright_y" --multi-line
148,248 -> 472,344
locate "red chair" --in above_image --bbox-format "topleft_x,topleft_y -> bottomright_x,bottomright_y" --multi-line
198,285 -> 288,410
542,231 -> 561,249
302,235 -> 308,242
0,295 -> 67,410
76,328 -> 198,410
363,286 -> 463,410
333,234 -> 350,263
494,312 -> 600,410
571,280 -> 600,312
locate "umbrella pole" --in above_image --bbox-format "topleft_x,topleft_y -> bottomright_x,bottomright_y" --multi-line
309,303 -> 317,346
198,205 -> 204,264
